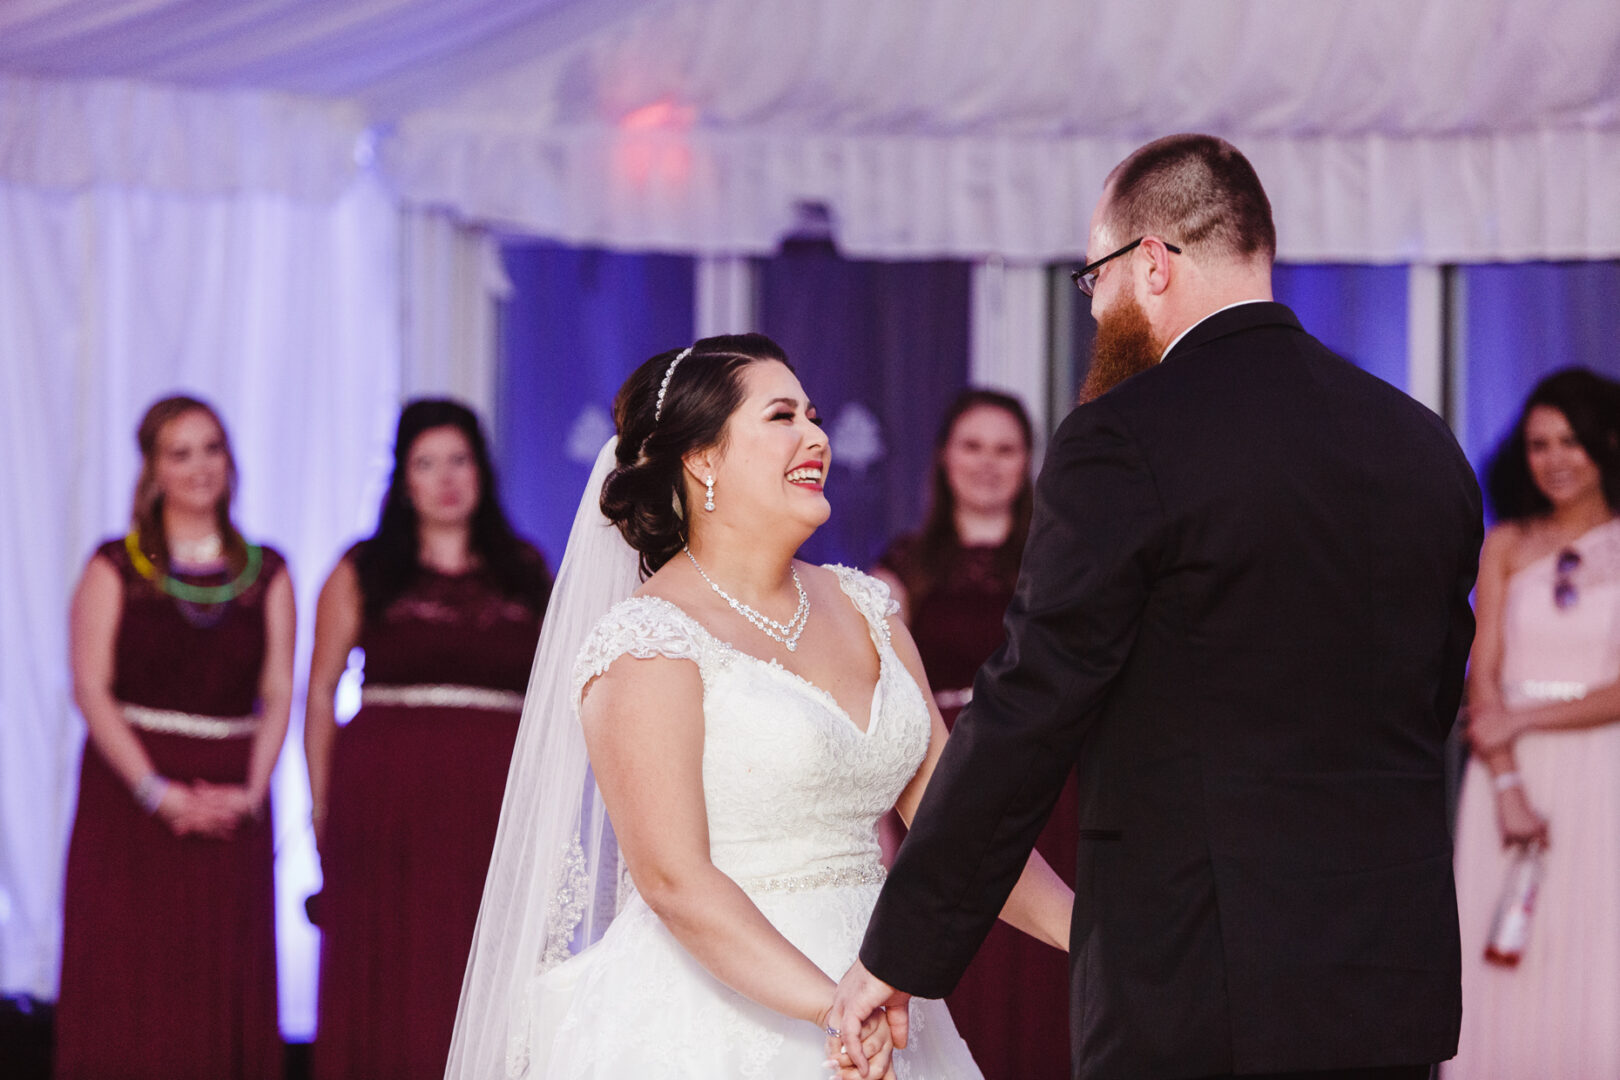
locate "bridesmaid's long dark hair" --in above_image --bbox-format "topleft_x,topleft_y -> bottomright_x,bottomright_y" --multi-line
354,399 -> 550,620
1486,368 -> 1620,522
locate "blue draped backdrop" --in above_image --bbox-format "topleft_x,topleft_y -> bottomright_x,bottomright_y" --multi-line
758,241 -> 971,569
497,241 -> 695,563
1063,263 -> 1410,421
1272,264 -> 1410,393
498,249 -> 1620,573
498,240 -> 970,575
1461,261 -> 1620,492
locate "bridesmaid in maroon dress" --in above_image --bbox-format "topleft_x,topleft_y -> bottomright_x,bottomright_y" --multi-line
874,388 -> 1078,1080
57,396 -> 294,1080
305,399 -> 550,1080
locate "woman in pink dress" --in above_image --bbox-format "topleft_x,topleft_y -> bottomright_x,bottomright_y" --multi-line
305,399 -> 549,1080
1449,368 -> 1620,1078
873,389 -> 1078,1080
57,395 -> 294,1080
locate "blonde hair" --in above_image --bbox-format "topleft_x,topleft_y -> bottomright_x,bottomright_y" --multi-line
130,395 -> 248,577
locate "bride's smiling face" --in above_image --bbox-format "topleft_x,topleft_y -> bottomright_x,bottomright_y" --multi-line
688,360 -> 831,540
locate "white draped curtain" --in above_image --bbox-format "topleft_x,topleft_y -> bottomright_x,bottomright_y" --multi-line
0,174 -> 405,1035
8,2 -> 1620,265
0,74 -> 363,199
385,0 -> 1620,264
970,261 -> 1053,441
0,74 -> 520,1040
400,209 -> 512,428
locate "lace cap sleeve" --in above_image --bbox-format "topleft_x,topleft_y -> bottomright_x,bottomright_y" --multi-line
570,596 -> 706,709
826,564 -> 901,642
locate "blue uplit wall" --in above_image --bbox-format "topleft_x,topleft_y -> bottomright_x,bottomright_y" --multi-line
758,241 -> 971,569
1460,261 -> 1620,485
497,242 -> 695,563
1272,263 -> 1410,393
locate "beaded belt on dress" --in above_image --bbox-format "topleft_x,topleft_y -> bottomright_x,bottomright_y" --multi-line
1510,680 -> 1588,703
360,684 -> 525,712
740,863 -> 887,894
122,704 -> 259,739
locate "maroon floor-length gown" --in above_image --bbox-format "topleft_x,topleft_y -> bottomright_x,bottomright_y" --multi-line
56,539 -> 286,1080
878,537 -> 1078,1080
312,548 -> 546,1080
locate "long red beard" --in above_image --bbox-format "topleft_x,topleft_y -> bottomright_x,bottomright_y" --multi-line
1080,294 -> 1162,404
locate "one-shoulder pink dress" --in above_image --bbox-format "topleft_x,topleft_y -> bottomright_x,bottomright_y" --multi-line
1448,518 -> 1620,1078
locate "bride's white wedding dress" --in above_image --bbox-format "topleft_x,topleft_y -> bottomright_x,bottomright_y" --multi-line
522,565 -> 982,1078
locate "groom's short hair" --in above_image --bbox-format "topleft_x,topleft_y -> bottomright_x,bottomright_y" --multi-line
1103,134 -> 1276,264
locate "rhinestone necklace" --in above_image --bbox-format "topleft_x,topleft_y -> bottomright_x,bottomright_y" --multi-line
684,547 -> 810,652
171,533 -> 223,564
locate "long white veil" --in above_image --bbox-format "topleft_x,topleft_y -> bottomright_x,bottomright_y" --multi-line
445,437 -> 641,1079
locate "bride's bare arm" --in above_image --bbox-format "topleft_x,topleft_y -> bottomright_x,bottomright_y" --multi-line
581,653 -> 866,1036
887,617 -> 1075,952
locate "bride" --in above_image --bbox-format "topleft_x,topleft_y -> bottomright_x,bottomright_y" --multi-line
446,334 -> 1073,1079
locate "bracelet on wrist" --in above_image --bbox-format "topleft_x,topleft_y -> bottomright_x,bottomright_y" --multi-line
132,772 -> 171,815
1492,771 -> 1524,793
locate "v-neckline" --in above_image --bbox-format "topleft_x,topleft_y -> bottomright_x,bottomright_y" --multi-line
642,575 -> 887,737
742,650 -> 885,738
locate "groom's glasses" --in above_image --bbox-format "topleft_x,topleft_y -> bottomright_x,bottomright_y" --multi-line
1071,237 -> 1183,297
1554,548 -> 1581,610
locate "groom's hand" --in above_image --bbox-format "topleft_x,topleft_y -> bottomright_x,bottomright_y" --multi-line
829,959 -> 912,1077
823,1009 -> 897,1080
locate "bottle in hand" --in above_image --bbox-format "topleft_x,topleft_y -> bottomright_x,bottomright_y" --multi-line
1484,841 -> 1545,967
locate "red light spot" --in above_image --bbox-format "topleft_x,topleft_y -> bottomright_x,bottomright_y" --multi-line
620,100 -> 696,131
613,99 -> 696,188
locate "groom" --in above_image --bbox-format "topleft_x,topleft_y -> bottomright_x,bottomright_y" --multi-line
831,134 -> 1482,1079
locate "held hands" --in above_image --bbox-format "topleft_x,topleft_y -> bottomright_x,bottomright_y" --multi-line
198,781 -> 266,823
824,959 -> 912,1079
821,1008 -> 897,1080
155,781 -> 260,839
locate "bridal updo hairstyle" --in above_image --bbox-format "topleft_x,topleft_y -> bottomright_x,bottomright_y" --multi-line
602,333 -> 793,577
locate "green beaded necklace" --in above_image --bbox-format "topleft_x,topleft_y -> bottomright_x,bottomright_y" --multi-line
124,531 -> 264,605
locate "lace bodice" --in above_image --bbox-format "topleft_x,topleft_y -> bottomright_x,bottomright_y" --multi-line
354,542 -> 549,692
571,565 -> 932,889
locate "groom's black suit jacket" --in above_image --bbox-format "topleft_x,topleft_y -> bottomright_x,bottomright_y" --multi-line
863,302 -> 1481,1079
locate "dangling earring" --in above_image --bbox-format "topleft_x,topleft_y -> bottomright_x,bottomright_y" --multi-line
704,475 -> 715,512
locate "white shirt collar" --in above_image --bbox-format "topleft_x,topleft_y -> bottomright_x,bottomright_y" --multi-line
1158,299 -> 1272,361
